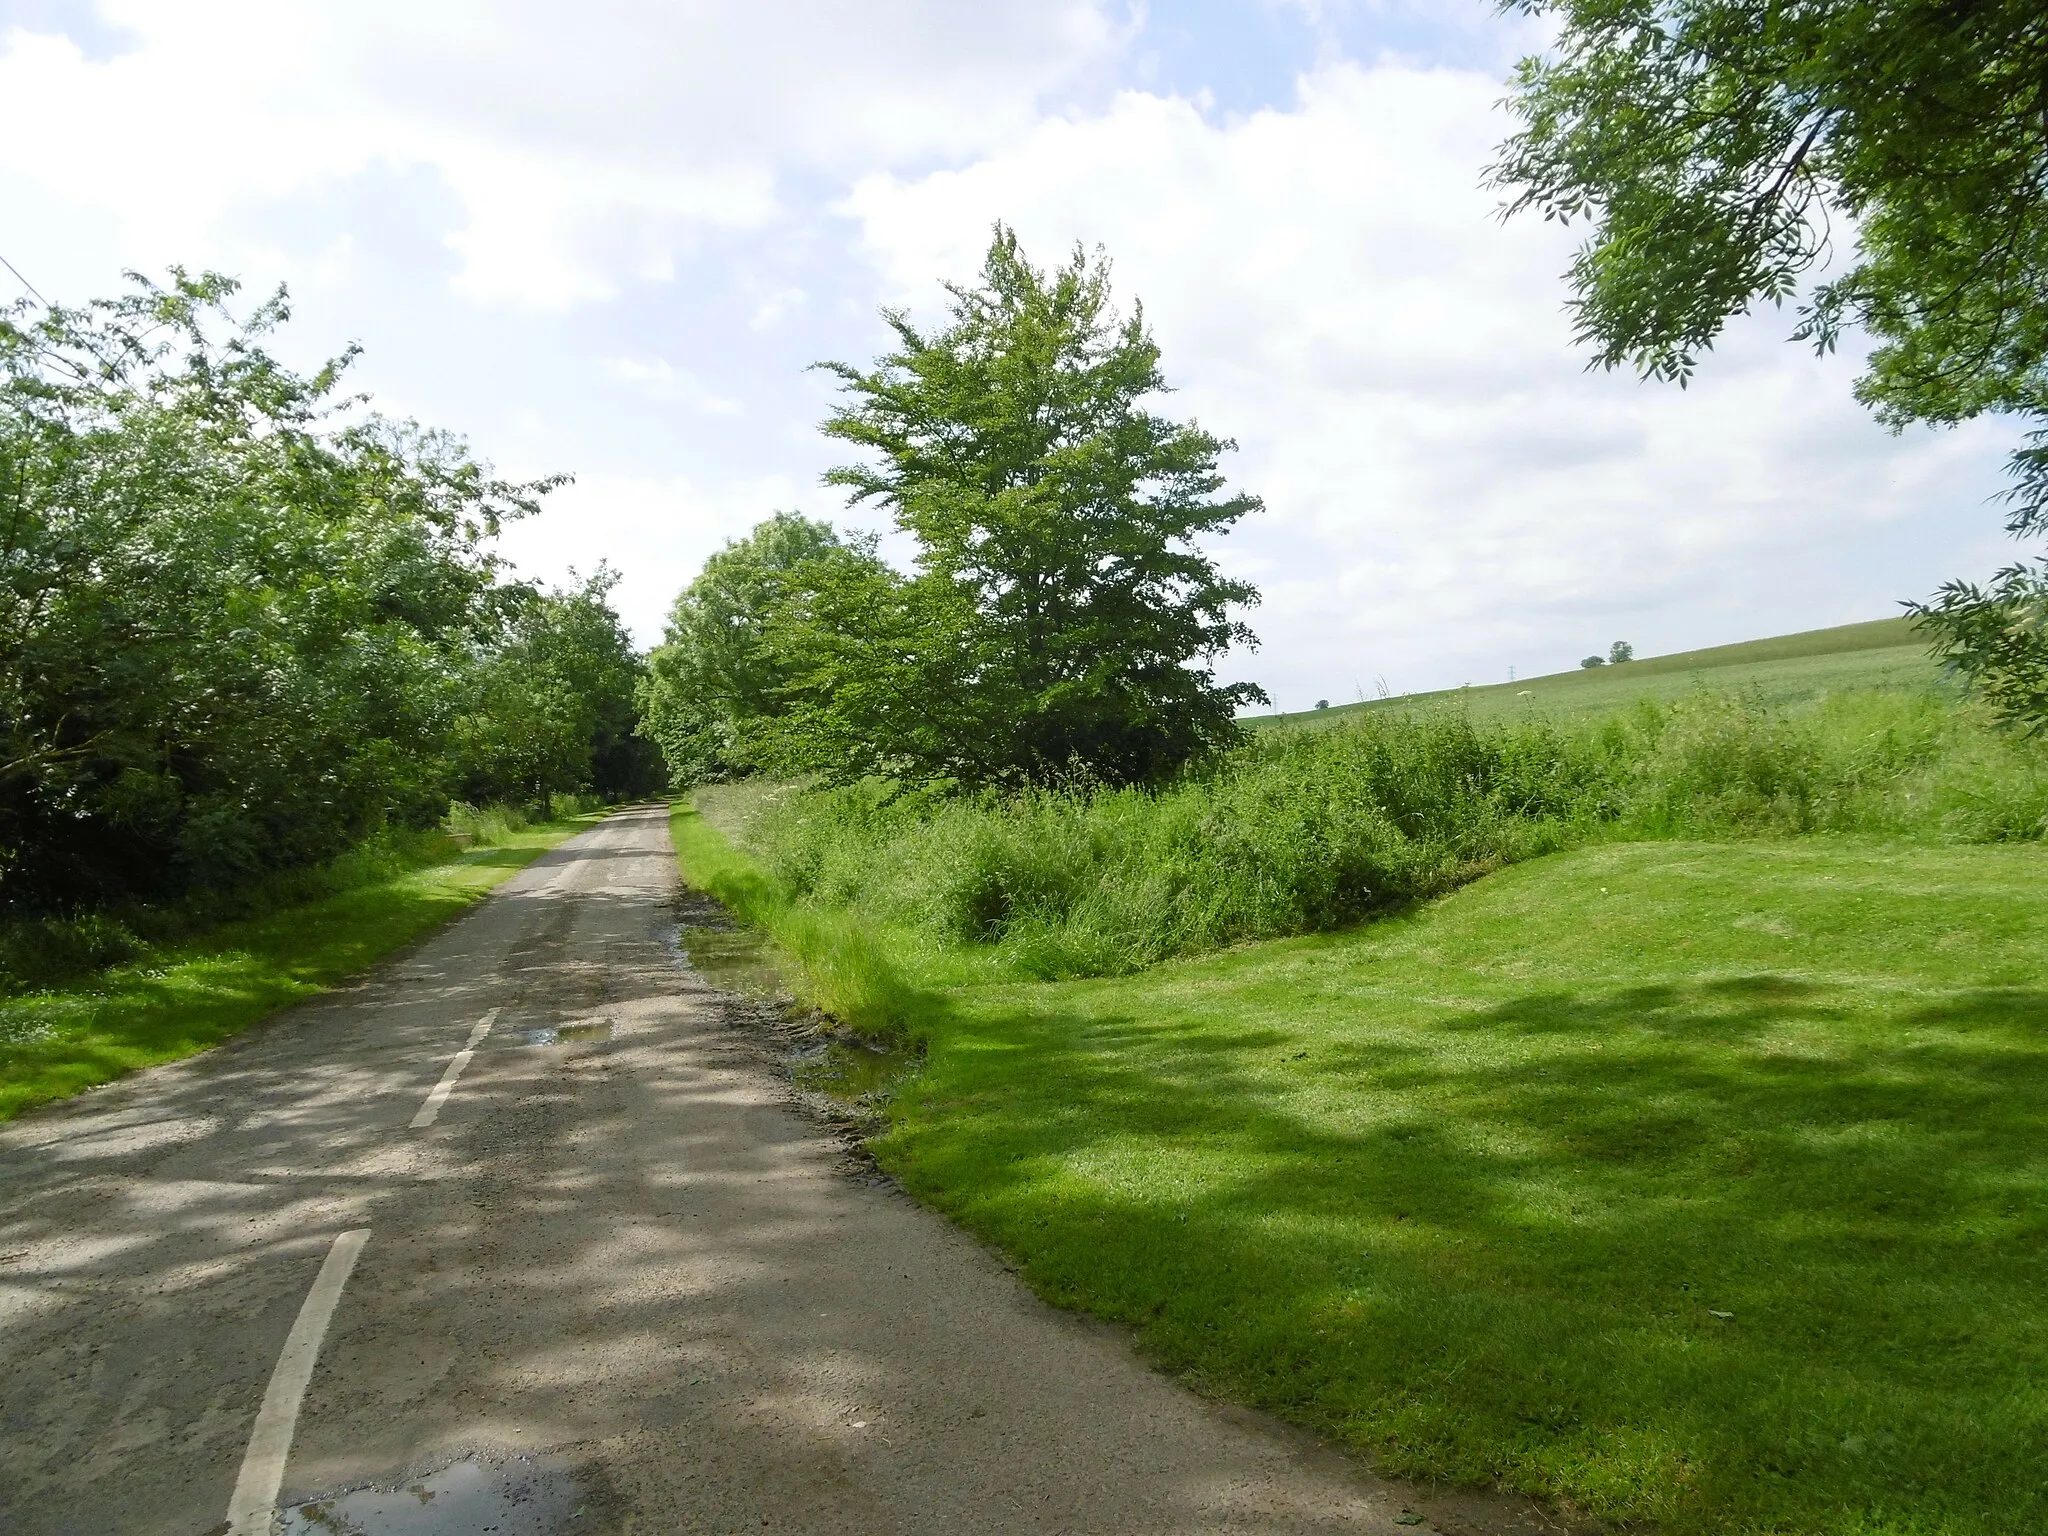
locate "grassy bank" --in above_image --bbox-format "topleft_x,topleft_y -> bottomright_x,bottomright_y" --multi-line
744,687 -> 2048,979
682,797 -> 2048,1534
0,815 -> 597,1120
670,793 -> 924,1044
874,836 -> 2048,1536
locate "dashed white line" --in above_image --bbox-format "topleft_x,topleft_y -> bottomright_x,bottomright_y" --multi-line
225,1228 -> 371,1536
408,1007 -> 500,1129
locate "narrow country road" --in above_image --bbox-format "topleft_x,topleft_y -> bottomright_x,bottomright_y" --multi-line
0,807 -> 1505,1535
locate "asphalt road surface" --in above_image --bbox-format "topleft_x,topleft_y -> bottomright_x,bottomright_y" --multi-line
0,807 -> 1559,1535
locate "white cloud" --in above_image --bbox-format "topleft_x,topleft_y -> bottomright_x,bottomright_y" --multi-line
748,286 -> 808,331
0,0 -> 1127,308
495,470 -> 820,644
602,357 -> 741,415
839,62 -> 2020,703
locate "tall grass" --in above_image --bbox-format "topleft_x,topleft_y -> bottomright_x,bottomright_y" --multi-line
443,793 -> 605,848
742,688 -> 2048,979
669,804 -> 925,1045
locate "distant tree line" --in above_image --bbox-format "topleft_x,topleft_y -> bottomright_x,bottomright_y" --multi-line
640,228 -> 1265,792
0,273 -> 661,913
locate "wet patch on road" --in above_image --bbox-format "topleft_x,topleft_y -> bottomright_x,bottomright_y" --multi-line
280,1452 -> 590,1534
663,887 -> 909,1186
522,1019 -> 615,1046
665,893 -> 787,1002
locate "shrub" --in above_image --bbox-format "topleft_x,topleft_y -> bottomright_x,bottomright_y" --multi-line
444,801 -> 533,848
0,913 -> 144,993
750,710 -> 1618,975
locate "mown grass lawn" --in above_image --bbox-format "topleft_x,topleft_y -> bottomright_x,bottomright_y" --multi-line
0,819 -> 595,1120
870,838 -> 2048,1535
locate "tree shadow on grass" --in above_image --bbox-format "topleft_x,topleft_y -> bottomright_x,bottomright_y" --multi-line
883,973 -> 2048,1535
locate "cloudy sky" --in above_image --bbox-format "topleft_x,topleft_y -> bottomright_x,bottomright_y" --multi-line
0,0 -> 2023,708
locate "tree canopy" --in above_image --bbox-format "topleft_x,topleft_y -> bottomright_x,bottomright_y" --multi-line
637,512 -> 863,784
766,225 -> 1265,788
1492,2 -> 2048,433
0,272 -> 655,910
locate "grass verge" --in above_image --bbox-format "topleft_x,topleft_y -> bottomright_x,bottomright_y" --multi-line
885,838 -> 2048,1536
668,796 -> 925,1045
0,816 -> 598,1120
684,799 -> 2048,1535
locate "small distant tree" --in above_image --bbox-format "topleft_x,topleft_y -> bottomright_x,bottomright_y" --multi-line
782,224 -> 1266,787
1580,655 -> 1607,669
1315,699 -> 1330,710
637,513 -> 861,786
1609,640 -> 1634,664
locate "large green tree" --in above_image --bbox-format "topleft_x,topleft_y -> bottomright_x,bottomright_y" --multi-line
791,225 -> 1265,787
1490,1 -> 2048,723
0,271 -> 621,908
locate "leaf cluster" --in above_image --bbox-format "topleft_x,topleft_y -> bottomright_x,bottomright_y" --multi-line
1493,1 -> 2048,431
1910,560 -> 2048,733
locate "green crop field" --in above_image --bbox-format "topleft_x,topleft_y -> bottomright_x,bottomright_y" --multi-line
1257,617 -> 1943,729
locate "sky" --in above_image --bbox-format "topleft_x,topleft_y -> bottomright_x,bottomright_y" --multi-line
0,0 -> 2025,710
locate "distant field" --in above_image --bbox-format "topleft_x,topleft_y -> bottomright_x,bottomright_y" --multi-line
1256,616 -> 1944,729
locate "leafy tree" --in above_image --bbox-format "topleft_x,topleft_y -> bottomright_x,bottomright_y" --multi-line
1491,2 -> 2048,723
1491,2 -> 2047,431
1913,568 -> 2048,733
453,568 -> 663,808
746,541 -> 983,783
1580,655 -> 1607,669
793,225 -> 1265,787
637,513 -> 862,786
1609,640 -> 1633,664
0,272 -> 557,907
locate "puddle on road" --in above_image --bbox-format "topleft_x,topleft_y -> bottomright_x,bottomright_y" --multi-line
667,899 -> 787,1002
280,1453 -> 587,1534
523,1019 -> 615,1047
667,887 -> 920,1137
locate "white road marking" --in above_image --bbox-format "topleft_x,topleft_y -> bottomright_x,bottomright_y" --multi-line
225,1228 -> 370,1536
409,1008 -> 500,1129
